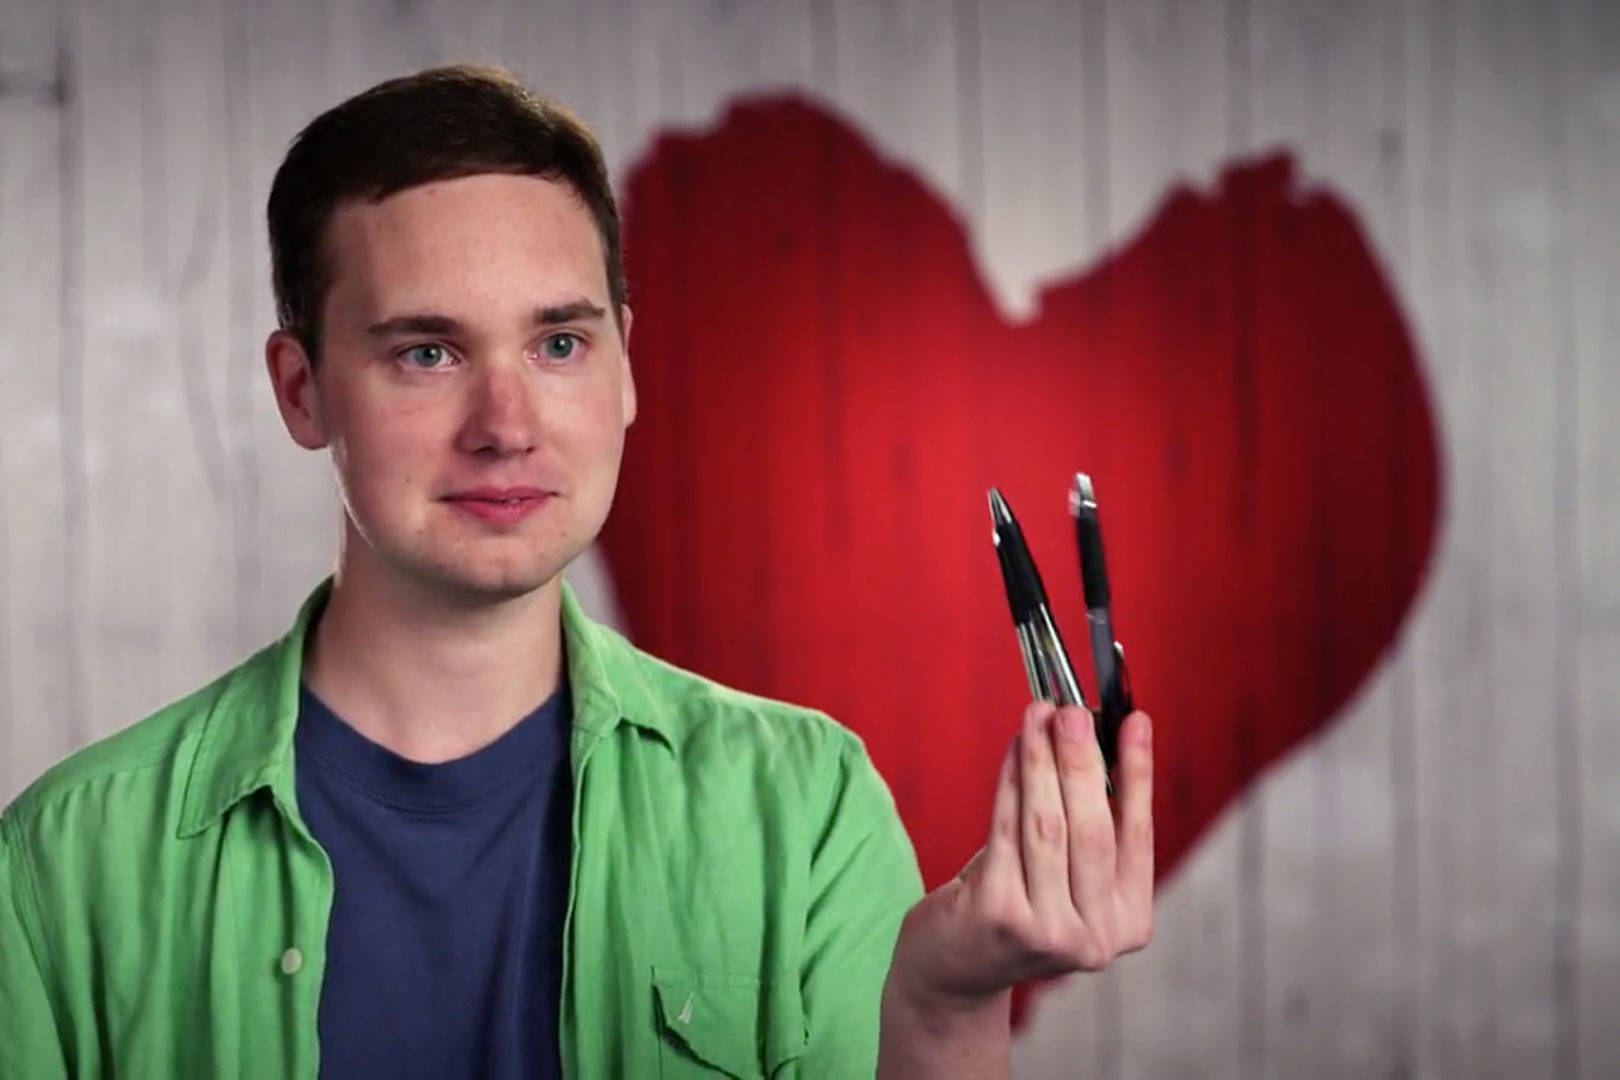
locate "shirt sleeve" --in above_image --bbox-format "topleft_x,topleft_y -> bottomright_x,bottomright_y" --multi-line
796,732 -> 925,1077
0,817 -> 70,1079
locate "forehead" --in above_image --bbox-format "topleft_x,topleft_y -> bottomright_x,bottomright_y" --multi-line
322,173 -> 608,317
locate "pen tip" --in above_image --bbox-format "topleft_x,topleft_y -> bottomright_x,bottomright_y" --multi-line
988,487 -> 1014,528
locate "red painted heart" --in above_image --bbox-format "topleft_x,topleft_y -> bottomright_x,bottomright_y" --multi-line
603,94 -> 1439,929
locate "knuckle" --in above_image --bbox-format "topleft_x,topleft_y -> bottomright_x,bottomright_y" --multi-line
1027,921 -> 1073,961
1114,906 -> 1152,952
1021,731 -> 1049,771
1071,936 -> 1112,971
1132,911 -> 1155,950
989,915 -> 1023,949
983,903 -> 1029,948
1030,809 -> 1068,847
1074,821 -> 1116,861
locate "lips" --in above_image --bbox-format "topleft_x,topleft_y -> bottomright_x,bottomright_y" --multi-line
443,488 -> 552,525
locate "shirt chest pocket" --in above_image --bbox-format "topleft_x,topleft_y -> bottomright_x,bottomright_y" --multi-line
651,966 -> 808,1079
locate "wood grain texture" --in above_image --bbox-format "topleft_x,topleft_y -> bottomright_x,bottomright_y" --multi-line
816,0 -> 972,236
0,2 -> 1614,1077
1243,3 -> 1415,1075
1010,2 -> 1245,1076
67,0 -> 239,740
974,4 -> 1116,1072
0,0 -> 76,796
226,0 -> 348,649
1445,2 -> 1564,1073
1564,1 -> 1620,1075
1103,4 -> 1250,1078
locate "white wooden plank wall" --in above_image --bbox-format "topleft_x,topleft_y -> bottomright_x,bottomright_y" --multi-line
1569,4 -> 1620,1076
0,0 -> 1613,1075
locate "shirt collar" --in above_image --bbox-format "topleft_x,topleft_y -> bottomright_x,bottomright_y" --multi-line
558,579 -> 677,747
177,575 -> 674,838
176,580 -> 324,838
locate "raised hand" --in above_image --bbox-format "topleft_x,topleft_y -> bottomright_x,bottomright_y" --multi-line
878,702 -> 1155,1077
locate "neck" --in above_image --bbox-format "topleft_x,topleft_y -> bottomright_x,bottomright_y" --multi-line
302,554 -> 566,765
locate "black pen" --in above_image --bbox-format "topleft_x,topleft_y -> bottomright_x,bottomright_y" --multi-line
1071,473 -> 1132,771
988,488 -> 1087,710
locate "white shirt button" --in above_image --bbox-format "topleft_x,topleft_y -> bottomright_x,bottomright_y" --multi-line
280,947 -> 303,976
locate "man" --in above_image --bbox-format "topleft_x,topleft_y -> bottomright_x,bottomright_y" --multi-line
0,65 -> 1153,1077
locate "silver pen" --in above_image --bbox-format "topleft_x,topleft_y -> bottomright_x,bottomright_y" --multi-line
988,488 -> 1087,710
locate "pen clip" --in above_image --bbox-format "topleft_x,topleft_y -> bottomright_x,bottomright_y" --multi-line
1071,472 -> 1135,782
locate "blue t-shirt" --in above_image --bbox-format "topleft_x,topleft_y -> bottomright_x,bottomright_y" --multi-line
293,682 -> 571,1079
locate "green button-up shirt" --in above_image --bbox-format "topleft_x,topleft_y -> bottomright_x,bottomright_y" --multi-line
1,581 -> 923,1078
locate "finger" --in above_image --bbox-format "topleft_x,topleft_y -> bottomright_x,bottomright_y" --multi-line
1052,704 -> 1117,933
977,734 -> 1022,888
1113,710 -> 1156,919
1017,701 -> 1076,921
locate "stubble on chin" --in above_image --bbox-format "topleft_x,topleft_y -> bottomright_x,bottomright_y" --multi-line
399,520 -> 586,609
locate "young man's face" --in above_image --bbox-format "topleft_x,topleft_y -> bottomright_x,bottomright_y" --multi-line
269,172 -> 635,604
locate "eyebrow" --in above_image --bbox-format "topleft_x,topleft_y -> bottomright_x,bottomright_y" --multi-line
364,301 -> 608,338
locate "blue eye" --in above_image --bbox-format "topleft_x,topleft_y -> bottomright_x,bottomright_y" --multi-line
541,333 -> 582,362
401,343 -> 454,369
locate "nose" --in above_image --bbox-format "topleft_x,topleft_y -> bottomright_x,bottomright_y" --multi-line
457,358 -> 541,457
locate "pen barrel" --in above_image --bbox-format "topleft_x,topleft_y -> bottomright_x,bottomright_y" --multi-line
1088,614 -> 1130,775
1033,606 -> 1086,709
1087,609 -> 1117,699
1076,512 -> 1111,607
1016,622 -> 1050,702
998,531 -> 1050,621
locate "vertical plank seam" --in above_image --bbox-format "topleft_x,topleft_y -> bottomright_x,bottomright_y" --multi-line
1419,0 -> 1461,1071
1080,0 -> 1109,257
808,0 -> 835,92
0,78 -> 13,794
1548,0 -> 1582,1075
223,0 -> 256,654
166,0 -> 232,515
55,0 -> 89,745
1224,0 -> 1268,1073
1082,11 -> 1117,1076
1383,3 -> 1422,1076
951,0 -> 983,222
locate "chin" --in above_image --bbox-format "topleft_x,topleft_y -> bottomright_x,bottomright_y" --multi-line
404,553 -> 572,607
366,509 -> 604,606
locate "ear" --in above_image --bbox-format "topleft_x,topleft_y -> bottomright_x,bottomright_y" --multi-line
619,304 -> 637,427
265,330 -> 329,450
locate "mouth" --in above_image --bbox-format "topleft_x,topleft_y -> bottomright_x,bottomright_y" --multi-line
441,489 -> 554,526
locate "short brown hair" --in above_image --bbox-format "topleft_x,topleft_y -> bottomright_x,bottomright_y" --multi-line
267,64 -> 624,360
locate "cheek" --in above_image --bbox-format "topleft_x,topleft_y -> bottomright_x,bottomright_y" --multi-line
334,396 -> 441,490
549,380 -> 630,457
574,395 -> 631,465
